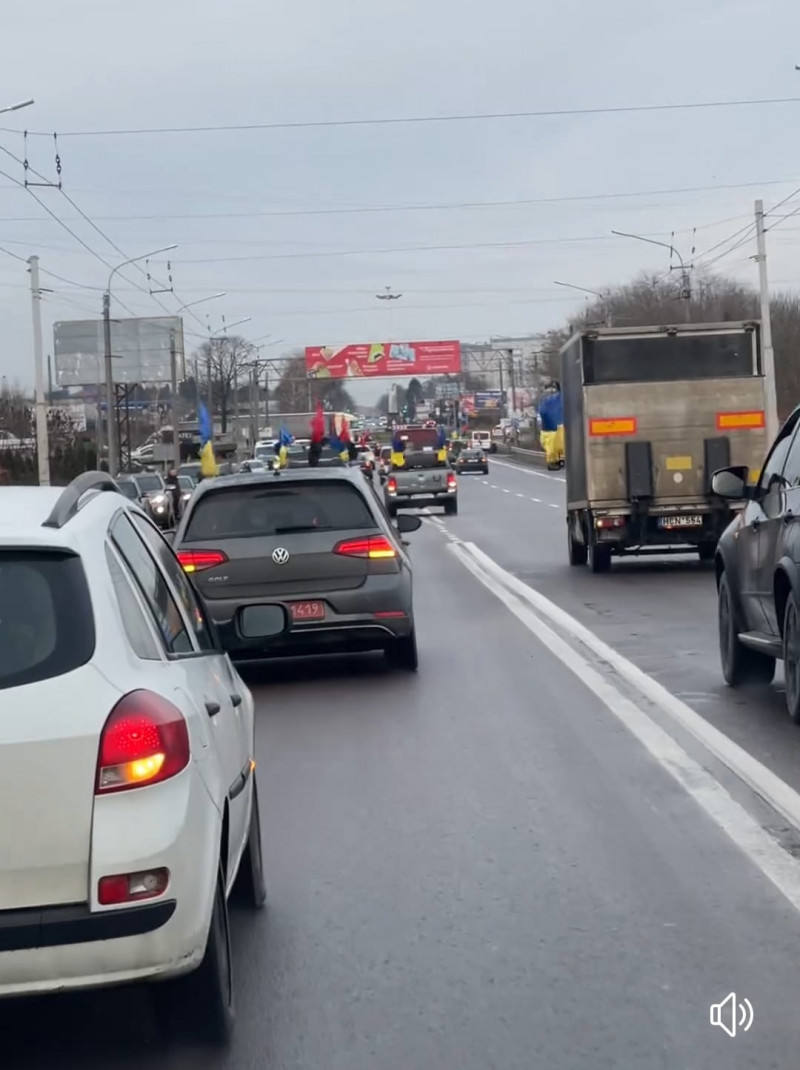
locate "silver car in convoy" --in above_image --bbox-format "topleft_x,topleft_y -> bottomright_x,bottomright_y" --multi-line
171,466 -> 422,670
115,472 -> 175,529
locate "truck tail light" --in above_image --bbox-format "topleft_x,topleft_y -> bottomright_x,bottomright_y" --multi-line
96,691 -> 190,795
447,472 -> 457,491
176,549 -> 228,573
334,536 -> 397,559
595,516 -> 626,529
387,477 -> 397,495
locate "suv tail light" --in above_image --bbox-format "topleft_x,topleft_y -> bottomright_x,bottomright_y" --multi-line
447,472 -> 457,490
387,476 -> 397,494
176,549 -> 228,573
96,691 -> 190,795
334,535 -> 396,559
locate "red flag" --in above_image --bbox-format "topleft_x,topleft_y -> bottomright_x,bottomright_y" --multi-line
310,401 -> 325,444
340,417 -> 351,444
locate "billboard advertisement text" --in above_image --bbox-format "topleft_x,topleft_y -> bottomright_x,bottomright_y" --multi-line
305,340 -> 461,380
475,390 -> 504,410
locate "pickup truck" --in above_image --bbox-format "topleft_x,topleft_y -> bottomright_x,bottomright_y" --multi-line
384,423 -> 459,516
384,457 -> 458,518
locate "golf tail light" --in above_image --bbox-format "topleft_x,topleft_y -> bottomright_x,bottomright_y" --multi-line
96,691 -> 190,795
98,868 -> 170,906
176,549 -> 228,573
387,476 -> 397,494
334,535 -> 397,559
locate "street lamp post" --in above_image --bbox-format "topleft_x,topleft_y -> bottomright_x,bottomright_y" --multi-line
176,292 -> 226,314
554,280 -> 611,326
611,230 -> 692,321
103,243 -> 177,474
0,99 -> 34,116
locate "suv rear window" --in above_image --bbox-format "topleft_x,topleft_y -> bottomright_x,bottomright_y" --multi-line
183,481 -> 377,541
0,552 -> 95,690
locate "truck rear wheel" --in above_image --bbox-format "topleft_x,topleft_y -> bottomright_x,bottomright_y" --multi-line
588,542 -> 611,574
568,528 -> 587,566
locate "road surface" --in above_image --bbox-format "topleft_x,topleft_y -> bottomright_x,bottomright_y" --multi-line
4,466 -> 800,1068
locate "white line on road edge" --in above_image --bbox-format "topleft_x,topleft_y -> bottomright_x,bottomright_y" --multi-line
449,541 -> 800,913
459,541 -> 800,835
490,457 -> 566,483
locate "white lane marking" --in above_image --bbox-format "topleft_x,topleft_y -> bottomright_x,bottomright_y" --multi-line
516,493 -> 526,498
460,541 -> 800,836
548,503 -> 559,509
481,480 -> 489,485
531,497 -> 541,503
450,541 -> 800,913
502,488 -> 511,494
490,457 -> 566,483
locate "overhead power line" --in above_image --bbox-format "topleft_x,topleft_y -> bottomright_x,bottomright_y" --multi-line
7,96 -> 800,138
0,178 -> 793,224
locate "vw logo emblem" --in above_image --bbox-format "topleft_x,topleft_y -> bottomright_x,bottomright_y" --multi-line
272,547 -> 290,565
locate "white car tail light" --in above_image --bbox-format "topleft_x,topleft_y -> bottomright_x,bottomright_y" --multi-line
98,868 -> 170,905
95,690 -> 190,795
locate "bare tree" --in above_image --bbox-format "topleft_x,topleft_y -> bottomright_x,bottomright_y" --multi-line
194,335 -> 254,432
274,351 -> 356,413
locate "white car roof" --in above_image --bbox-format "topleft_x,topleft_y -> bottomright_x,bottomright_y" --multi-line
0,480 -> 137,550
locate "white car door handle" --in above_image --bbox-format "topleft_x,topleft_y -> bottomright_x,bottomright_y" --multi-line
230,692 -> 242,708
205,700 -> 221,717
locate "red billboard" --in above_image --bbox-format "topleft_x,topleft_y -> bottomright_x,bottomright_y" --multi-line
305,340 -> 461,380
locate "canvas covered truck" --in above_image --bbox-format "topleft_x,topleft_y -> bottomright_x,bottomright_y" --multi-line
561,321 -> 769,573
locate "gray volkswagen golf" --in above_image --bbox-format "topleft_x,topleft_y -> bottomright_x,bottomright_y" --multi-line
171,466 -> 422,669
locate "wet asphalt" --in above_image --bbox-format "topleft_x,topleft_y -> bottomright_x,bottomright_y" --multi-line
4,462 -> 800,1069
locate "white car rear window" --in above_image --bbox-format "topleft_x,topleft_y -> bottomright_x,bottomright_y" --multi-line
0,552 -> 95,690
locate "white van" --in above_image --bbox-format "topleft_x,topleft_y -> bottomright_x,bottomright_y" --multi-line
469,430 -> 492,453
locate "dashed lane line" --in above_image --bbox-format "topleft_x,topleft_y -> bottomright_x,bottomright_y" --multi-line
489,457 -> 566,483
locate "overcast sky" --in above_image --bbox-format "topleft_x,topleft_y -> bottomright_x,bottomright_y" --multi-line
2,0 -> 800,403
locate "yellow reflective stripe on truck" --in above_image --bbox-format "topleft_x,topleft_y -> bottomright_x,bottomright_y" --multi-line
589,417 -> 637,436
716,410 -> 765,430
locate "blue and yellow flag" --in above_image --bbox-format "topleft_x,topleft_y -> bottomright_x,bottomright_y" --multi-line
198,403 -> 218,477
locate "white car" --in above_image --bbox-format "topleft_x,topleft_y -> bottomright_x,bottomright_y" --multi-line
0,472 -> 279,1044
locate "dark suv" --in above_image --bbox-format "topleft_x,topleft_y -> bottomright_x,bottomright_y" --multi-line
714,405 -> 800,719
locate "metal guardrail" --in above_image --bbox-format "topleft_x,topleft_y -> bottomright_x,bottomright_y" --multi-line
494,443 -> 547,468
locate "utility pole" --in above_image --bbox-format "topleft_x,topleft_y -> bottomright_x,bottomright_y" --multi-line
233,367 -> 240,451
102,291 -> 117,474
755,199 -> 780,443
169,328 -> 181,472
508,350 -> 517,419
28,256 -> 50,485
192,358 -> 201,416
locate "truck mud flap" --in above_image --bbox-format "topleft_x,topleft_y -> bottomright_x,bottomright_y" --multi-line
625,440 -> 653,500
704,437 -> 731,493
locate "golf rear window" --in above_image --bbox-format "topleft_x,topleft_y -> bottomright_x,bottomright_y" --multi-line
184,481 -> 377,541
0,551 -> 95,690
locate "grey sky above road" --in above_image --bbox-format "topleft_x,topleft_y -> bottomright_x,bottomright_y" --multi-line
2,0 -> 800,401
